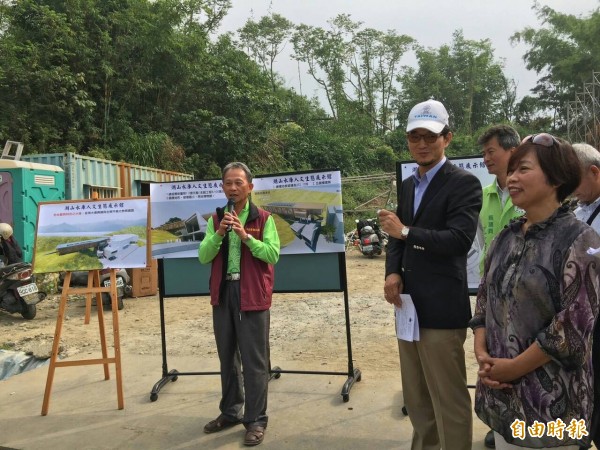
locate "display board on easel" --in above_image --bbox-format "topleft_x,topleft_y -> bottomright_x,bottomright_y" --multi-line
33,197 -> 151,414
148,169 -> 361,402
33,197 -> 151,272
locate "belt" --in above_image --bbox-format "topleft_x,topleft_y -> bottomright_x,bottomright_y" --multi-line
225,273 -> 240,281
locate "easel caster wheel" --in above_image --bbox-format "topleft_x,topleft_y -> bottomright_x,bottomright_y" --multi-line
402,406 -> 408,416
273,372 -> 281,379
171,376 -> 178,382
150,393 -> 158,402
342,394 -> 349,402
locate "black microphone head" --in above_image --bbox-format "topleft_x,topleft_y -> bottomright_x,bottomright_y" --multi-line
225,197 -> 235,232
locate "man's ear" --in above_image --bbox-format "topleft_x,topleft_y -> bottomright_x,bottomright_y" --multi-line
591,165 -> 600,177
443,131 -> 453,146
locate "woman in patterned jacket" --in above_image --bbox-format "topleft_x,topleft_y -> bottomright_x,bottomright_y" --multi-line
470,134 -> 600,449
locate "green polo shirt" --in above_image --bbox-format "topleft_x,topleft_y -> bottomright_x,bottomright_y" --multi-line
198,200 -> 280,271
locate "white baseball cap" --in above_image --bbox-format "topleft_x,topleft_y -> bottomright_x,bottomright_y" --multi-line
406,99 -> 449,133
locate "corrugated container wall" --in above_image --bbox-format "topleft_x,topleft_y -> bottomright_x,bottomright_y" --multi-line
22,153 -> 193,199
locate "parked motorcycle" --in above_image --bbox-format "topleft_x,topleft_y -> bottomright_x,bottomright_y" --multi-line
354,218 -> 388,258
58,268 -> 131,310
0,262 -> 47,319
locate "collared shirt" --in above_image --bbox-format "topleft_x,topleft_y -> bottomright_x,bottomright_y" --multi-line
198,200 -> 280,270
495,179 -> 509,208
412,157 -> 446,214
574,196 -> 600,234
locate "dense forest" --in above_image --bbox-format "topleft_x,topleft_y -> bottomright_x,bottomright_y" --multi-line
0,0 -> 598,179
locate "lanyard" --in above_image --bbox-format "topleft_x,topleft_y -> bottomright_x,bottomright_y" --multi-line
586,202 -> 600,226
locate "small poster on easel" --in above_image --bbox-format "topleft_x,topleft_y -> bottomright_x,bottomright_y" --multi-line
34,197 -> 150,415
32,197 -> 151,273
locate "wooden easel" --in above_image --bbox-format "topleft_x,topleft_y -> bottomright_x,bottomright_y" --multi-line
41,269 -> 124,415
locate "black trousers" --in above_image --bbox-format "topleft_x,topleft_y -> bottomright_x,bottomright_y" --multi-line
212,280 -> 270,427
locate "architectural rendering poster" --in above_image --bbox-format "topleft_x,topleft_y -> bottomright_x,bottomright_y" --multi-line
150,170 -> 344,259
398,156 -> 494,291
33,197 -> 151,273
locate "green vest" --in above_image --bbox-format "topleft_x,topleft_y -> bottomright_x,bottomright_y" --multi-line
479,181 -> 524,274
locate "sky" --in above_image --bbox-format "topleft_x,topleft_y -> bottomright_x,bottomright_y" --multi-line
218,0 -> 598,107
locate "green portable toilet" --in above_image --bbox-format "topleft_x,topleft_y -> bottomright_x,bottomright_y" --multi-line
0,159 -> 65,263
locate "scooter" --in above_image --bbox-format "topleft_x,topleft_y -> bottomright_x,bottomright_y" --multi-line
58,268 -> 131,310
0,262 -> 47,319
354,218 -> 388,258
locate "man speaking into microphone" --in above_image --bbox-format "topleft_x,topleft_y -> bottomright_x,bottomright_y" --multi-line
199,162 -> 280,447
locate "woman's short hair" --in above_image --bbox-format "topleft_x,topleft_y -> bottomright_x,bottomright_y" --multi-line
507,136 -> 581,203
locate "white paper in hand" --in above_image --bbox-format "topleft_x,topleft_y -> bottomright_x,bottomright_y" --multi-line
395,294 -> 420,341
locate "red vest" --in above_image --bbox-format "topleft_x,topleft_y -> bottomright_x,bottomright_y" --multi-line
209,203 -> 275,311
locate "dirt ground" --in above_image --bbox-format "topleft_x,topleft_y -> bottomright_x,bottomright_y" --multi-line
0,249 -> 478,380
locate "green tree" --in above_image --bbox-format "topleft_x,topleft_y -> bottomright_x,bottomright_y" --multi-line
348,27 -> 414,133
0,0 -> 97,151
178,0 -> 231,34
238,13 -> 293,92
511,3 -> 600,130
397,30 -> 509,136
291,16 -> 354,120
0,0 -> 407,178
171,34 -> 284,177
292,14 -> 413,135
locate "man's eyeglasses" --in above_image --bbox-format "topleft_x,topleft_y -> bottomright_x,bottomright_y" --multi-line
406,132 -> 443,144
521,133 -> 560,147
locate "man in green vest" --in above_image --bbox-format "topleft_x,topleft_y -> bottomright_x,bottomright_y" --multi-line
478,124 -> 523,275
477,124 -> 523,449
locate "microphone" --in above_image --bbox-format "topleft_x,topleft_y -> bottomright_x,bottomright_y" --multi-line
226,198 -> 235,232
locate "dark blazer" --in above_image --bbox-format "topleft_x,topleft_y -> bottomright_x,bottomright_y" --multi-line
385,160 -> 482,329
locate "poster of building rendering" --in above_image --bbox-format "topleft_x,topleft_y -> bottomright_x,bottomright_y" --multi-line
150,170 -> 344,259
398,156 -> 494,291
33,198 -> 151,273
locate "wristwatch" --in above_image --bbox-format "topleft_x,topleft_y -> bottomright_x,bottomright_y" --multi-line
401,226 -> 410,239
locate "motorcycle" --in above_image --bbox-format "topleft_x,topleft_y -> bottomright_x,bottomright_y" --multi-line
354,218 -> 388,258
58,268 -> 132,310
0,262 -> 47,319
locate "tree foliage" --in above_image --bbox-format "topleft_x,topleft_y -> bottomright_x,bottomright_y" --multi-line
238,12 -> 293,91
511,3 -> 600,130
396,30 -> 511,135
290,14 -> 413,135
0,1 -> 596,181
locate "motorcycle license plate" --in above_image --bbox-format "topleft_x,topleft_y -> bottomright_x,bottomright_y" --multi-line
17,283 -> 38,296
362,245 -> 373,252
104,278 -> 124,288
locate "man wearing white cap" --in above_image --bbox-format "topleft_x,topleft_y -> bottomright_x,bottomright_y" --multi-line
379,99 -> 482,449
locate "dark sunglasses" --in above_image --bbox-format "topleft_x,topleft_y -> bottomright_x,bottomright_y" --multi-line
521,133 -> 560,147
406,132 -> 443,144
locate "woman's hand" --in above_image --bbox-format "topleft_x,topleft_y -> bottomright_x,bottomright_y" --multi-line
473,328 -> 512,389
478,355 -> 520,386
476,355 -> 514,389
